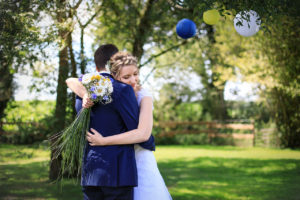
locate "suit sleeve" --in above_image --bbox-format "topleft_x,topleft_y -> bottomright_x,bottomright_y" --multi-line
75,95 -> 83,113
115,85 -> 139,131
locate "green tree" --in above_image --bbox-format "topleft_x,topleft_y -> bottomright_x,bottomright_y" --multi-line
0,0 -> 47,126
261,17 -> 300,148
211,2 -> 300,147
49,0 -> 70,180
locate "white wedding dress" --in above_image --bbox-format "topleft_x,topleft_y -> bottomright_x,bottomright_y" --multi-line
134,88 -> 172,200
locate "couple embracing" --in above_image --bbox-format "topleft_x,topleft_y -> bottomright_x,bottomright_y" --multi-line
66,44 -> 172,200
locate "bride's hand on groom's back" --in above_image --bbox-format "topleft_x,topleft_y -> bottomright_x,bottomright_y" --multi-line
86,128 -> 106,146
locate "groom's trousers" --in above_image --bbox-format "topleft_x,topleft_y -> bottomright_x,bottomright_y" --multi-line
82,186 -> 133,200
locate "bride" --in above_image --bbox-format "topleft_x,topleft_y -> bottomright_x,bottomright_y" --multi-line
66,51 -> 172,200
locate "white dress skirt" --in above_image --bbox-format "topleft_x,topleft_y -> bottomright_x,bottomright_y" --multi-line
134,89 -> 172,200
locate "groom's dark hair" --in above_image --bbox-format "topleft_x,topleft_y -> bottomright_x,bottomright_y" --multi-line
94,44 -> 119,70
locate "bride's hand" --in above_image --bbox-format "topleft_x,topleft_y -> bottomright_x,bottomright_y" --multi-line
86,128 -> 106,146
82,93 -> 94,108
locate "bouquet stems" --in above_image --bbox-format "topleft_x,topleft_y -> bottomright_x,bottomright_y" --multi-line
50,107 -> 91,181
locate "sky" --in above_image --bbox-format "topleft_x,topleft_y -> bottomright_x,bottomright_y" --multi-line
14,67 -> 259,102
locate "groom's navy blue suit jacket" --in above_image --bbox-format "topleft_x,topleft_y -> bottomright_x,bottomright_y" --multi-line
75,73 -> 155,187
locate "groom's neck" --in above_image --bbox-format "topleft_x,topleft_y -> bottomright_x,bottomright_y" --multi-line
96,67 -> 110,74
96,67 -> 106,72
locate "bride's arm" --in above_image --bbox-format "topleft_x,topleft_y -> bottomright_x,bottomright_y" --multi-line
87,96 -> 153,145
66,78 -> 93,108
65,78 -> 87,98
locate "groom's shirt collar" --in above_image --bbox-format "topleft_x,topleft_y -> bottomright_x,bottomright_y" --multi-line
99,70 -> 110,74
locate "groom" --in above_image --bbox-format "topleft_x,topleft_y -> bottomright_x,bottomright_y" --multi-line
67,44 -> 138,200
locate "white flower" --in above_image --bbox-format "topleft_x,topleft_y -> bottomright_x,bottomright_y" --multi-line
82,73 -> 93,84
108,84 -> 113,93
94,86 -> 106,96
104,78 -> 113,90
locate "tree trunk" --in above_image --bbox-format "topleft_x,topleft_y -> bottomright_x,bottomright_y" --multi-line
205,25 -> 228,121
49,44 -> 69,180
132,0 -> 156,61
49,0 -> 69,181
80,28 -> 86,74
0,53 -> 13,129
68,31 -> 77,119
273,88 -> 300,148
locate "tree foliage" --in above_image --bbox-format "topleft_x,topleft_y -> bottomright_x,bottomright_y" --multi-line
153,0 -> 300,147
93,0 -> 195,62
261,16 -> 300,148
212,1 -> 300,148
0,0 -> 49,126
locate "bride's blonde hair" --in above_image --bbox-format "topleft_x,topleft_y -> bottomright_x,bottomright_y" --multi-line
110,51 -> 141,91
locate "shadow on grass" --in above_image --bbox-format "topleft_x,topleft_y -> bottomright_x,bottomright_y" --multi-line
159,145 -> 248,151
0,161 -> 82,200
1,148 -> 300,200
159,157 -> 300,200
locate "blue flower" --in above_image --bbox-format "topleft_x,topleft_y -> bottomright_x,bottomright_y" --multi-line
103,96 -> 109,101
90,86 -> 96,91
91,93 -> 97,100
78,75 -> 83,82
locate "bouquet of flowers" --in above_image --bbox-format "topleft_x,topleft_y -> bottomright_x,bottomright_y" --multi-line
50,72 -> 113,180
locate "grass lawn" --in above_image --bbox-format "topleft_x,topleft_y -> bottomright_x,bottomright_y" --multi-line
0,144 -> 300,200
